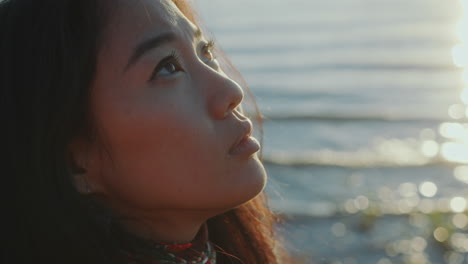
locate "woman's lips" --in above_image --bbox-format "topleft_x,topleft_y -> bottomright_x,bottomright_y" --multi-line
229,135 -> 260,156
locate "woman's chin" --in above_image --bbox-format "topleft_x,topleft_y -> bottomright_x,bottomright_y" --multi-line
226,156 -> 267,208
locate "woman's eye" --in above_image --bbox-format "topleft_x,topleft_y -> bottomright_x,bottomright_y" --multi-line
202,49 -> 214,62
158,61 -> 182,76
202,40 -> 216,63
150,52 -> 184,80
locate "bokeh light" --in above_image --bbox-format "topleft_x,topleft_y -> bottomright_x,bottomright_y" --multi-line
450,232 -> 468,252
445,251 -> 465,264
452,44 -> 468,67
420,140 -> 439,157
355,195 -> 369,210
439,122 -> 467,141
452,213 -> 468,228
411,237 -> 427,252
461,88 -> 468,104
454,166 -> 468,184
457,0 -> 468,41
441,142 -> 468,163
331,222 -> 347,237
450,197 -> 467,213
448,104 -> 466,120
434,227 -> 450,242
418,181 -> 438,198
344,199 -> 359,214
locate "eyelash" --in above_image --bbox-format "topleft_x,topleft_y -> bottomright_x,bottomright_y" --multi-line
150,50 -> 182,80
149,40 -> 217,81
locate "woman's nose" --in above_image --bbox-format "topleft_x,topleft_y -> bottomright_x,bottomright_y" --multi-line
203,68 -> 244,120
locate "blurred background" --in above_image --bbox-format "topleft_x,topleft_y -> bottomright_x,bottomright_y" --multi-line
195,0 -> 468,263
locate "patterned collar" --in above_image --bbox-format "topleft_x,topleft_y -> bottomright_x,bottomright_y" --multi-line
113,223 -> 216,264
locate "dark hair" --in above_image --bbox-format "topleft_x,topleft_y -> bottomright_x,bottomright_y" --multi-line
1,0 -> 291,263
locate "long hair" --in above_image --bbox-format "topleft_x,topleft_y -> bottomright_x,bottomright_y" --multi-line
1,0 -> 291,263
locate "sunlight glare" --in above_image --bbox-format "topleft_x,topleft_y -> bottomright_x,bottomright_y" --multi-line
450,233 -> 468,252
453,213 -> 468,229
419,182 -> 438,197
449,104 -> 466,119
450,197 -> 467,213
439,122 -> 467,140
355,195 -> 369,210
456,0 -> 468,36
457,17 -> 468,43
454,166 -> 468,184
421,140 -> 439,157
411,237 -> 427,252
452,44 -> 468,67
441,142 -> 468,163
447,251 -> 465,263
344,199 -> 359,214
461,88 -> 468,104
434,227 -> 449,242
463,69 -> 468,84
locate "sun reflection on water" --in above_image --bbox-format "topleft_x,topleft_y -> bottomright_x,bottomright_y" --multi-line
443,0 -> 468,166
283,1 -> 468,262
419,181 -> 438,198
454,165 -> 468,183
452,44 -> 468,67
461,88 -> 468,104
452,213 -> 468,228
450,197 -> 467,213
420,140 -> 439,157
442,142 -> 468,163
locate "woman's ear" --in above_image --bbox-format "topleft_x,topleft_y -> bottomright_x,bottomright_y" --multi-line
68,137 -> 98,195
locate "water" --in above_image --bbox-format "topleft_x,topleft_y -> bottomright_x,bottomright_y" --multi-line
195,0 -> 468,263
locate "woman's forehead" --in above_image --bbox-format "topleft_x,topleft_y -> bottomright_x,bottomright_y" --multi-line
98,0 -> 197,71
102,0 -> 196,50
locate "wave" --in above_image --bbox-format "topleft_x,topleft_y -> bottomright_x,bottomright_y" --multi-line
258,113 -> 445,122
262,148 -> 452,168
268,199 -> 339,218
225,41 -> 453,55
268,198 -> 462,218
242,63 -> 455,74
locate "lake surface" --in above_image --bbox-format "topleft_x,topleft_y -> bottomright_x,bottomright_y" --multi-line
196,1 -> 468,263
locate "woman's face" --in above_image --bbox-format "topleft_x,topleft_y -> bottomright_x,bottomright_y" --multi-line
78,0 -> 266,217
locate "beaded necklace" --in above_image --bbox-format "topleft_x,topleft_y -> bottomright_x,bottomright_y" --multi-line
114,223 -> 216,264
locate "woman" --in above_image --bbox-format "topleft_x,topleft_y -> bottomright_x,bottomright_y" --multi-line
1,0 -> 291,263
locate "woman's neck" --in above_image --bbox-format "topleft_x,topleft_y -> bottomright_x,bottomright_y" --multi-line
117,209 -> 216,243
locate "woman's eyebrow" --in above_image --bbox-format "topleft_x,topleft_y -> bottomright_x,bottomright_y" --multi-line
124,27 -> 202,72
125,31 -> 176,71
